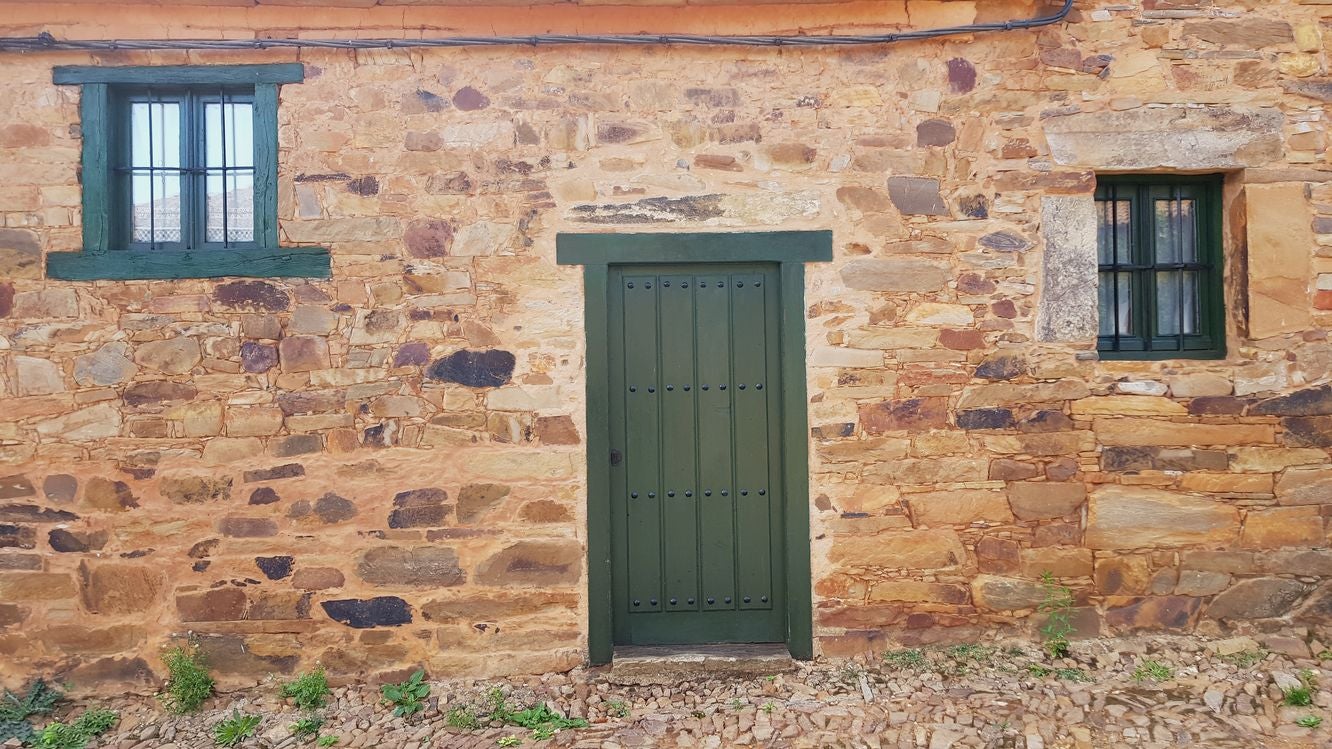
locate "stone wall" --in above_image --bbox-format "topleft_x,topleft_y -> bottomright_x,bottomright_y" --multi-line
3,0 -> 1332,692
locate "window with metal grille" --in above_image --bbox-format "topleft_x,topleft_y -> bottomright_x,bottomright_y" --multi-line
1095,175 -> 1225,360
49,64 -> 330,280
119,88 -> 257,250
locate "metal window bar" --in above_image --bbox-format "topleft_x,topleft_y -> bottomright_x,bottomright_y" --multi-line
1111,188 -> 1122,350
1175,188 -> 1185,353
147,88 -> 156,250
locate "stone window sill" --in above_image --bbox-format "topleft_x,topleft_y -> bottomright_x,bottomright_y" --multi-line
46,247 -> 331,281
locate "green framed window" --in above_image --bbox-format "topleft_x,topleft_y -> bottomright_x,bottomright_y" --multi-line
49,65 -> 329,280
1095,175 -> 1225,360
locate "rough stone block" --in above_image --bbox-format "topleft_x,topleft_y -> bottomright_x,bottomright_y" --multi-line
1086,485 -> 1237,549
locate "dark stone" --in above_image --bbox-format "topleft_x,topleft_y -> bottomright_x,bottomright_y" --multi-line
1104,596 -> 1202,632
394,342 -> 430,367
956,408 -> 1015,430
886,176 -> 949,216
314,493 -> 357,523
684,87 -> 739,107
393,488 -> 448,507
296,172 -> 352,182
427,171 -> 473,194
457,483 -> 512,523
255,556 -> 294,580
404,219 -> 454,259
0,602 -> 24,627
1283,416 -> 1332,447
1295,580 -> 1332,622
1019,410 -> 1074,433
947,57 -> 977,93
1251,385 -> 1332,416
213,280 -> 290,312
570,195 -> 725,224
974,353 -> 1027,381
0,475 -> 35,499
811,423 -> 855,440
188,539 -> 219,558
957,273 -> 996,295
218,517 -> 278,537
1207,578 -> 1309,621
1285,79 -> 1332,103
388,505 -> 449,529
410,89 -> 446,112
276,390 -> 344,415
1314,216 -> 1332,235
476,540 -> 581,586
978,231 -> 1032,252
321,596 -> 412,628
243,464 -> 305,483
452,86 -> 490,111
42,474 -> 77,503
1101,446 -> 1229,472
989,459 -> 1039,481
0,523 -> 36,549
0,552 -> 41,569
48,528 -> 107,553
1189,396 -> 1247,415
859,398 -> 948,433
240,341 -> 279,374
534,415 -> 580,445
916,119 -> 956,147
976,536 -> 1019,574
362,423 -> 393,448
0,504 -> 78,523
194,633 -> 299,676
357,546 -> 466,586
427,349 -> 516,388
347,176 -> 379,196
249,487 -> 280,505
160,476 -> 232,503
287,500 -> 312,519
1184,19 -> 1294,47
123,381 -> 197,406
84,477 -> 138,512
0,282 -> 12,317
271,434 -> 322,457
958,194 -> 988,219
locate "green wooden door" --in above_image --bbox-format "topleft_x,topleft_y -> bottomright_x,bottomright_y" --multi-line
607,263 -> 786,645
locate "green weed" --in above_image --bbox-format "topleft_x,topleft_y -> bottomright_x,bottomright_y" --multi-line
0,679 -> 64,745
380,670 -> 430,718
498,737 -> 521,747
1217,649 -> 1266,669
32,708 -> 118,749
1054,668 -> 1091,683
1132,660 -> 1174,683
883,648 -> 928,671
1026,664 -> 1052,677
281,668 -> 330,711
162,645 -> 215,714
213,710 -> 261,747
761,701 -> 776,714
1284,687 -> 1314,707
291,715 -> 323,739
317,735 -> 339,747
606,700 -> 630,719
446,706 -> 480,729
1038,571 -> 1074,659
1296,715 -> 1323,729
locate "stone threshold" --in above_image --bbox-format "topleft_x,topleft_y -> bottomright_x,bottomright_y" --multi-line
603,643 -> 796,686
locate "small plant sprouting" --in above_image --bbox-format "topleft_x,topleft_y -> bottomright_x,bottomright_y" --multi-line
446,706 -> 480,729
606,700 -> 630,719
883,648 -> 928,671
1317,650 -> 1332,661
1026,664 -> 1052,677
213,710 -> 261,747
730,698 -> 746,711
1296,715 -> 1323,729
1218,649 -> 1267,669
1054,668 -> 1091,683
1132,660 -> 1174,683
281,668 -> 331,712
381,670 -> 430,718
498,736 -> 521,747
762,701 -> 776,714
291,715 -> 324,739
162,644 -> 215,714
1038,571 -> 1074,660
317,735 -> 339,747
1285,687 -> 1315,707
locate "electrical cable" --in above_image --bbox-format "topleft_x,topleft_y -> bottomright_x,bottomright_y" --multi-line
0,0 -> 1072,52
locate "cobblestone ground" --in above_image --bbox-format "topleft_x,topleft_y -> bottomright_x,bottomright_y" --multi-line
31,634 -> 1332,749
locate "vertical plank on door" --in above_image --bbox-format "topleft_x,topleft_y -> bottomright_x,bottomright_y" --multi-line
622,274 -> 663,613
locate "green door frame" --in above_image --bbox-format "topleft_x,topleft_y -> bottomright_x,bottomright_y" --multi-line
557,230 -> 832,665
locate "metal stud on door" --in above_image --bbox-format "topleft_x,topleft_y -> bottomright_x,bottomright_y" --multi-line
607,264 -> 785,646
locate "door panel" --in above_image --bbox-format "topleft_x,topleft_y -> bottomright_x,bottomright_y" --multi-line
608,263 -> 785,645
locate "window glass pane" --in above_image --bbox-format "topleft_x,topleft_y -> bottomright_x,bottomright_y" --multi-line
1097,199 -> 1132,265
129,101 -> 181,244
1154,197 -> 1196,264
1098,271 -> 1133,337
204,101 -> 255,243
1156,270 -> 1200,336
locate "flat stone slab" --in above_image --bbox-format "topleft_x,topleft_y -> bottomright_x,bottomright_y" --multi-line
604,643 -> 796,685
